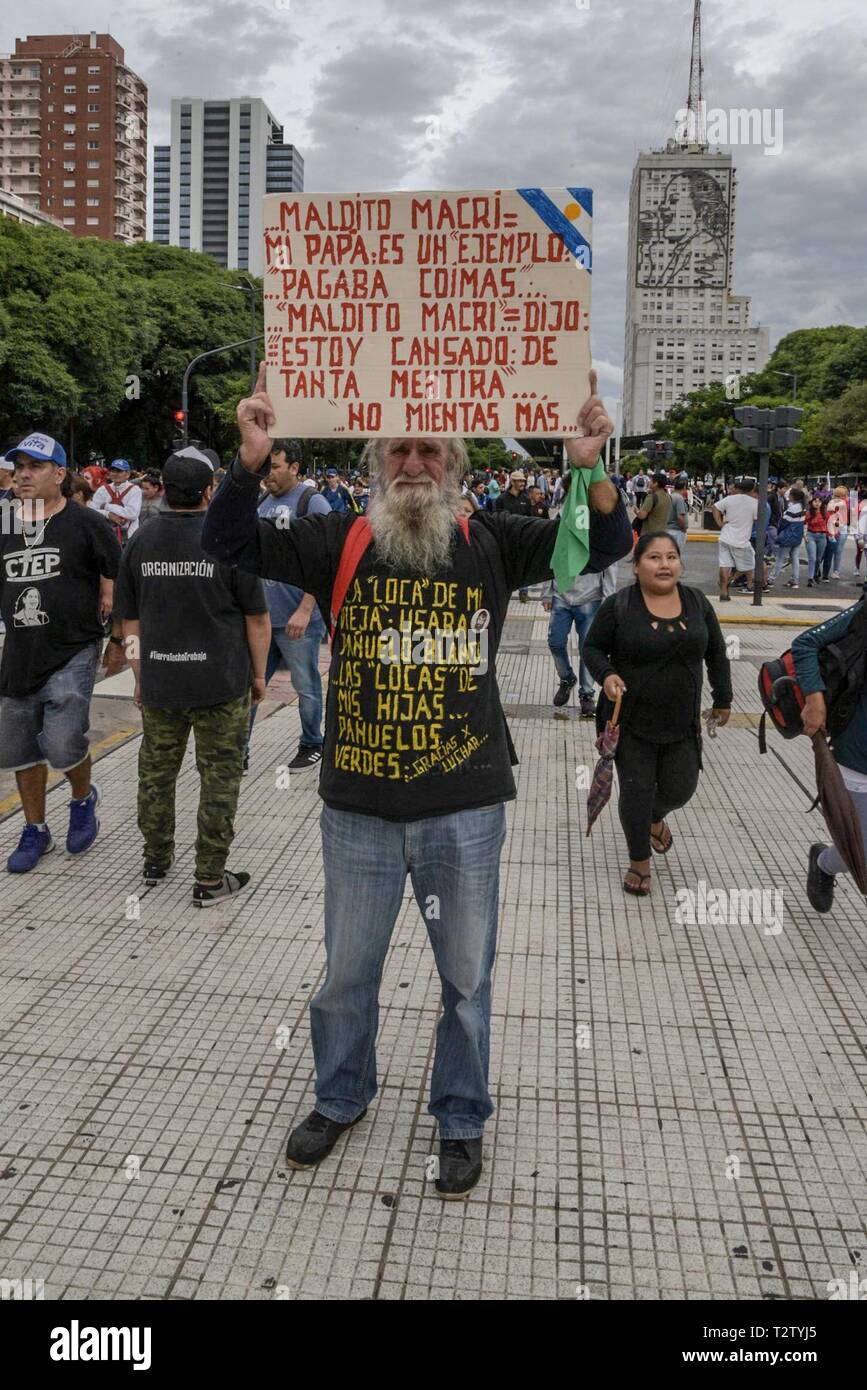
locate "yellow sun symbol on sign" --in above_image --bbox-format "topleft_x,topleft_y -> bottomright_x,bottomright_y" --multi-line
563,202 -> 582,220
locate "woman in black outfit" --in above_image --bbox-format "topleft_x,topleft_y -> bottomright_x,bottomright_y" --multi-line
583,532 -> 733,897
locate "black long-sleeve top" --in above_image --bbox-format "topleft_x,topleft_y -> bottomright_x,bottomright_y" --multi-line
202,456 -> 633,819
582,582 -> 733,743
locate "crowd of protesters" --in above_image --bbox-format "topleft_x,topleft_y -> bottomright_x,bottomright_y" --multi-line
0,410 -> 865,1196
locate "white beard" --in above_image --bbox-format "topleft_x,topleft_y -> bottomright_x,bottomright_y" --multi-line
367,474 -> 464,575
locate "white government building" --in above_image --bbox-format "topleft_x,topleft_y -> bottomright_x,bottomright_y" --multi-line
622,140 -> 769,437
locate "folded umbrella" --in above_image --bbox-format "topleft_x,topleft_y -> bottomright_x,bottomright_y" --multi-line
586,691 -> 622,837
811,733 -> 867,894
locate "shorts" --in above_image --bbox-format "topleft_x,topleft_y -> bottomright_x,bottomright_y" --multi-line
0,640 -> 101,772
718,541 -> 754,572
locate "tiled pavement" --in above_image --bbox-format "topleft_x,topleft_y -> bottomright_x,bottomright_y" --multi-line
0,592 -> 865,1300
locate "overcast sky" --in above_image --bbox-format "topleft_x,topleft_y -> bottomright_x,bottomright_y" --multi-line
6,0 -> 866,413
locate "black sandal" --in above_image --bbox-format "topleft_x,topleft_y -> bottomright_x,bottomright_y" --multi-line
650,822 -> 673,854
623,870 -> 652,897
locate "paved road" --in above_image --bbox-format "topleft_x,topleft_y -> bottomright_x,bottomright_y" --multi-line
0,597 -> 864,1300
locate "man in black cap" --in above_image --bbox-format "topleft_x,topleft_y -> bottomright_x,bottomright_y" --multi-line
114,446 -> 270,905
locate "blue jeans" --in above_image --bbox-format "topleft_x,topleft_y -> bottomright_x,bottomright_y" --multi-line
823,532 -> 846,577
772,543 -> 801,584
311,802 -> 507,1138
805,531 -> 826,580
547,597 -> 601,696
249,614 -> 325,748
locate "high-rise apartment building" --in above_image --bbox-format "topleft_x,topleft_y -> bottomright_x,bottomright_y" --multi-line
622,145 -> 769,434
0,32 -> 147,242
621,2 -> 769,435
152,98 -> 303,275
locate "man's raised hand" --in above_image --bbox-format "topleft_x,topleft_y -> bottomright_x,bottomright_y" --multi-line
237,361 -> 276,472
565,369 -> 613,469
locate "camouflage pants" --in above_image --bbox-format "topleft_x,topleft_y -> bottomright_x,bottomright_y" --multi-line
138,693 -> 250,881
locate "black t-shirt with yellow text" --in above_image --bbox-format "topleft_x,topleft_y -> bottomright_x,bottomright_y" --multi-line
203,459 -> 633,821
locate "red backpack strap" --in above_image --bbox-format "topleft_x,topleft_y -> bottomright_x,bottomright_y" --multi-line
329,512 -> 470,640
330,517 -> 373,640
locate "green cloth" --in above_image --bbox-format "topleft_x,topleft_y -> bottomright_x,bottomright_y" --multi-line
551,460 -> 606,595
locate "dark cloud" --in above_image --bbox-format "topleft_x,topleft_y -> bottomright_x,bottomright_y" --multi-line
2,0 -> 863,406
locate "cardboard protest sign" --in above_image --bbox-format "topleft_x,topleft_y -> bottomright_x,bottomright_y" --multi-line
262,188 -> 592,438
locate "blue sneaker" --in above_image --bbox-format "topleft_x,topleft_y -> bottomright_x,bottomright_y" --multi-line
66,783 -> 101,856
7,824 -> 55,873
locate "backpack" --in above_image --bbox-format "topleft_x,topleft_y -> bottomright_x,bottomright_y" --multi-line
757,596 -> 867,752
295,482 -> 315,519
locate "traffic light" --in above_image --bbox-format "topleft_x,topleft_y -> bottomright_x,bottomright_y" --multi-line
770,406 -> 803,451
173,409 -> 185,425
732,405 -> 803,451
733,406 -> 768,449
642,438 -> 672,462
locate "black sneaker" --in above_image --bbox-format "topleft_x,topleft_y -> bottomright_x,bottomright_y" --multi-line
579,693 -> 597,718
806,844 -> 835,913
143,855 -> 174,886
192,870 -> 251,908
435,1137 -> 483,1199
285,1108 -> 367,1170
288,745 -> 323,771
553,674 -> 577,707
242,748 -> 250,776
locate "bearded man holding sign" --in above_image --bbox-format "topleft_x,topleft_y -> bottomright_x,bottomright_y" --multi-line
202,365 -> 630,1197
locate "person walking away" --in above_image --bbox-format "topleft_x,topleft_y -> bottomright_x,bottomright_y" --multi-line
667,473 -> 690,565
805,497 -> 828,589
0,433 -> 119,872
114,446 -> 270,905
247,438 -> 330,773
89,458 -> 142,544
583,532 -> 732,897
795,596 -> 867,913
321,467 -> 359,514
632,468 -> 650,511
636,471 -> 673,538
495,469 -> 534,600
714,476 -> 758,601
201,364 -> 631,1196
768,487 -> 807,589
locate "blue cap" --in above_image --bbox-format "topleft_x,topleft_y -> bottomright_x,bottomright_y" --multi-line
326,467 -> 339,476
109,458 -> 131,472
10,432 -> 67,468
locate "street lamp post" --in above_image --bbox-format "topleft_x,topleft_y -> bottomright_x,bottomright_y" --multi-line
226,279 -> 259,391
181,334 -> 264,446
771,370 -> 797,401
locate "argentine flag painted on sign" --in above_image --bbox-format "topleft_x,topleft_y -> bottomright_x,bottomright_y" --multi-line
516,188 -> 593,271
